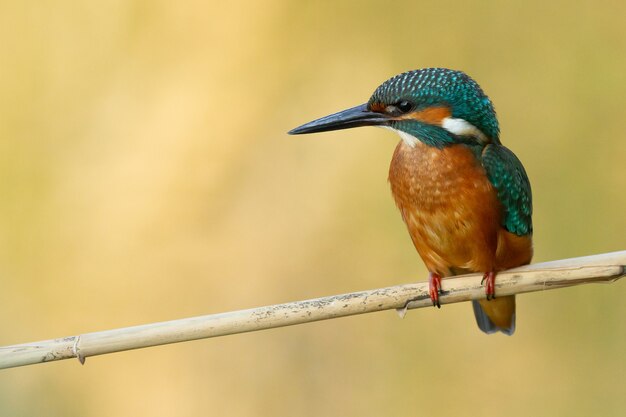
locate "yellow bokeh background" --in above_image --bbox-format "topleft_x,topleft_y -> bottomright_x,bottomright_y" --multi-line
1,1 -> 625,416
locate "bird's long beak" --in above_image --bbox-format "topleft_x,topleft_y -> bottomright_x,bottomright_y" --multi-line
288,103 -> 389,135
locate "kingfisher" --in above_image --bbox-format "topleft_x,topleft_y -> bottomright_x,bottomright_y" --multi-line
289,68 -> 533,335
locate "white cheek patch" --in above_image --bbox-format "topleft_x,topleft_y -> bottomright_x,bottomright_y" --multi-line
379,126 -> 419,148
441,117 -> 488,144
380,117 -> 488,147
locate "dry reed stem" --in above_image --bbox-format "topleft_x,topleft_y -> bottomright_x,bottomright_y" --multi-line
0,251 -> 623,370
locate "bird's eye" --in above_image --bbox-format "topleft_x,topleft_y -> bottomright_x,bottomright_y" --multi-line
396,100 -> 414,113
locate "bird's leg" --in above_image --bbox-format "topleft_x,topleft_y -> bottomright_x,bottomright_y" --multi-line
481,271 -> 496,300
428,272 -> 442,308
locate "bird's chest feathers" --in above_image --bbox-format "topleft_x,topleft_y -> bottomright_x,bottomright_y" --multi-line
389,140 -> 495,210
388,140 -> 502,273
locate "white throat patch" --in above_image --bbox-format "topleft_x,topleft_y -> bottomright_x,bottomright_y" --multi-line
380,126 -> 419,147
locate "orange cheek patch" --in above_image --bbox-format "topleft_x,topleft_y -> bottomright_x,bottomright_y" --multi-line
369,102 -> 386,112
399,106 -> 451,125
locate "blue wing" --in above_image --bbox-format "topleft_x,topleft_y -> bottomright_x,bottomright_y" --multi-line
481,144 -> 532,236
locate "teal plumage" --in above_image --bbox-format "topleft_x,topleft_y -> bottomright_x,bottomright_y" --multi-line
481,144 -> 533,236
369,68 -> 501,144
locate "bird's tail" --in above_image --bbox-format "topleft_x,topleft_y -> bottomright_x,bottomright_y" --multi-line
472,295 -> 516,335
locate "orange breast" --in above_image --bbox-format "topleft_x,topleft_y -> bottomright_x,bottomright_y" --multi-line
389,139 -> 524,276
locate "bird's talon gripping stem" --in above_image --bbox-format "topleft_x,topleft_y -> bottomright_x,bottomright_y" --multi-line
428,272 -> 442,308
482,271 -> 496,300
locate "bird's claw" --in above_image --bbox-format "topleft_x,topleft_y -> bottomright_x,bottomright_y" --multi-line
428,272 -> 442,308
482,271 -> 496,300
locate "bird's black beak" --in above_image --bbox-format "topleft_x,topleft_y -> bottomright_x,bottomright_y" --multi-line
288,103 -> 389,135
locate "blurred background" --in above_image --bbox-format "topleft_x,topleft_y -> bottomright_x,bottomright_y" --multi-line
1,1 -> 625,416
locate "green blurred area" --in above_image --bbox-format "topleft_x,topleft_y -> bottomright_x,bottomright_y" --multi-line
1,1 -> 625,416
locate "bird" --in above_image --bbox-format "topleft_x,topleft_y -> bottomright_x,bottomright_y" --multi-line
288,68 -> 532,335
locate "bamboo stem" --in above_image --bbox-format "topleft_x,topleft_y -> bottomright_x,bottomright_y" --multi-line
1,251 -> 624,370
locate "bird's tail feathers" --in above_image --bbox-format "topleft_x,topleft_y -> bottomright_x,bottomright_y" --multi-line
472,296 -> 516,335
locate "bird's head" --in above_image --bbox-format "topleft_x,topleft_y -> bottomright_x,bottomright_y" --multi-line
289,68 -> 500,148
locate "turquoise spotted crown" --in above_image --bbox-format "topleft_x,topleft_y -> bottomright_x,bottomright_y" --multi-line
369,68 -> 500,143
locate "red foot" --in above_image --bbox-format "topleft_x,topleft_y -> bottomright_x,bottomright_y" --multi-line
481,271 -> 496,300
429,272 -> 442,308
